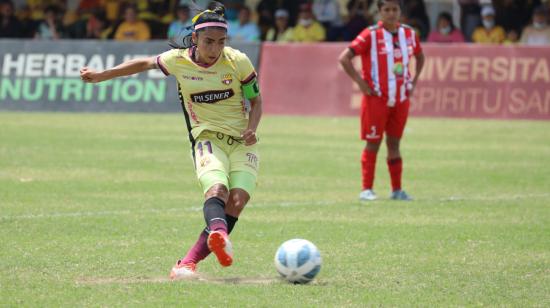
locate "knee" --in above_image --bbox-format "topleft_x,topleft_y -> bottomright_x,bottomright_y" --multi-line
226,189 -> 250,217
386,138 -> 400,151
205,184 -> 229,203
365,141 -> 381,152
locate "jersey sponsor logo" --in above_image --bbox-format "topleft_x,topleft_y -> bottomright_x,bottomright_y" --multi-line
191,89 -> 235,104
221,73 -> 233,85
182,75 -> 204,81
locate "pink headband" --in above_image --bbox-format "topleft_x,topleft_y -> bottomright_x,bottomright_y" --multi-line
194,22 -> 228,30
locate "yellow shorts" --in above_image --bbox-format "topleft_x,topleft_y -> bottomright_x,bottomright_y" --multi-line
193,131 -> 259,195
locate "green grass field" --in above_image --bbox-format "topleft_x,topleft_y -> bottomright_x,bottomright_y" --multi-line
0,113 -> 549,307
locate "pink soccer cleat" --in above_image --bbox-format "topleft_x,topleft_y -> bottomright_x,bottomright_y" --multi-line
169,260 -> 197,280
207,231 -> 233,267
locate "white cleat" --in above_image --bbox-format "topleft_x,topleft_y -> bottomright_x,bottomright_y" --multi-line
359,189 -> 377,201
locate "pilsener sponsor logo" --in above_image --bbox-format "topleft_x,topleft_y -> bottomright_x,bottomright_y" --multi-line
191,89 -> 234,104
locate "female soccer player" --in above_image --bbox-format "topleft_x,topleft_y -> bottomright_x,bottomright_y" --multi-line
338,0 -> 425,201
80,2 -> 262,279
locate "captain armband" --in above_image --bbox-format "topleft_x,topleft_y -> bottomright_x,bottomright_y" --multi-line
242,78 -> 260,99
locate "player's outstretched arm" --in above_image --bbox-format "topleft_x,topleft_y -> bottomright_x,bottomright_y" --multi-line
80,57 -> 158,83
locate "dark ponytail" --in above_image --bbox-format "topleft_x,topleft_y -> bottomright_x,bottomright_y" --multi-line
168,1 -> 227,49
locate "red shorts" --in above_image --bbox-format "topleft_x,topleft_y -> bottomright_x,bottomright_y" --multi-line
360,95 -> 410,142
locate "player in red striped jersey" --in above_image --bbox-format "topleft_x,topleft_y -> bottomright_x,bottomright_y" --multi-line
339,0 -> 425,201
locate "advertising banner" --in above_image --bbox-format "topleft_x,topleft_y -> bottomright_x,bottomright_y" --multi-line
259,43 -> 550,120
0,39 -> 260,112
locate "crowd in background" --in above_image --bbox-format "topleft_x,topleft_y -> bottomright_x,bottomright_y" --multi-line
1,0 -> 549,45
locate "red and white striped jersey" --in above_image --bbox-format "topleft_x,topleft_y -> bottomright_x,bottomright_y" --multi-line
349,21 -> 422,106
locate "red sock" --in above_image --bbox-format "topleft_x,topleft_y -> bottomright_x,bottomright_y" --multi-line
387,157 -> 403,191
361,149 -> 377,190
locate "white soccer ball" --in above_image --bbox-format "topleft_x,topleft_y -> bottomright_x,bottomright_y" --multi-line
274,239 -> 322,284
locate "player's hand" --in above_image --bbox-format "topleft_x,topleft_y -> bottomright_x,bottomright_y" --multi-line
408,81 -> 417,97
358,81 -> 375,96
241,129 -> 257,146
80,67 -> 106,83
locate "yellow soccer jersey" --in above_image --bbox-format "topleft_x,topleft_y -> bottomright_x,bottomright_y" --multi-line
157,46 -> 257,140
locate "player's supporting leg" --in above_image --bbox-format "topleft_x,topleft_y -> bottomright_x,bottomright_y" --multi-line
386,137 -> 410,200
359,95 -> 387,201
362,142 -> 381,191
385,100 -> 411,201
177,188 -> 248,268
386,136 -> 403,192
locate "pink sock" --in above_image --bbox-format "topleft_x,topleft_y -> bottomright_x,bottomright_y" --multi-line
181,230 -> 210,264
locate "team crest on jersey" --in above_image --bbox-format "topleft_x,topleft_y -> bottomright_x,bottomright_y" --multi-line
221,73 -> 233,85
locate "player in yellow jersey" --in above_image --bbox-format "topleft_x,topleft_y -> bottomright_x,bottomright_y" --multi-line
80,1 -> 262,279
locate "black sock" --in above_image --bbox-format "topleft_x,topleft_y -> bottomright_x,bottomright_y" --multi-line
227,215 -> 238,234
203,197 -> 227,233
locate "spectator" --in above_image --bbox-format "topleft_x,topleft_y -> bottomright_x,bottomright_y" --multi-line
403,0 -> 430,40
343,0 -> 371,41
520,5 -> 550,45
14,4 -> 36,38
256,0 -> 275,41
228,6 -> 260,42
0,0 -> 23,38
472,6 -> 506,44
77,0 -> 102,18
458,0 -> 481,42
114,4 -> 151,41
86,10 -> 112,39
495,0 -> 529,34
103,0 -> 121,22
35,5 -> 65,39
281,0 -> 305,27
293,3 -> 326,42
313,0 -> 344,41
224,0 -> 245,21
427,12 -> 466,43
266,8 -> 293,42
167,4 -> 192,43
504,29 -> 520,44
